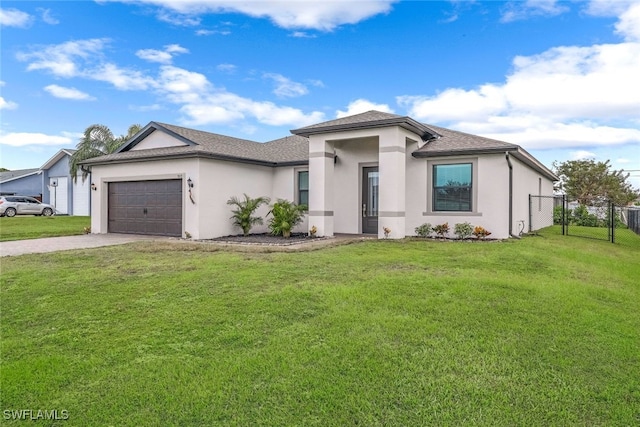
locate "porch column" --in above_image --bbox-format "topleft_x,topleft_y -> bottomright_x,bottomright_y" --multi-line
378,127 -> 406,239
308,135 -> 334,237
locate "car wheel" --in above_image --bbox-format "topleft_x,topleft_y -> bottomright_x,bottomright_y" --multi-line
42,208 -> 54,217
5,208 -> 16,217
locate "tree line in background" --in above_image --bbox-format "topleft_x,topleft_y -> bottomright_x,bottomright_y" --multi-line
553,159 -> 639,207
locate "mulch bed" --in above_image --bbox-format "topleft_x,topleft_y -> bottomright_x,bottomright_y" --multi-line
204,233 -> 327,246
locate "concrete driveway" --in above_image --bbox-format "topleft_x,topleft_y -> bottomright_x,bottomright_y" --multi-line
0,234 -> 163,257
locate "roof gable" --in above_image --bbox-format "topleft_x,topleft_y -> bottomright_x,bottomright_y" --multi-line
291,110 -> 439,141
40,149 -> 76,170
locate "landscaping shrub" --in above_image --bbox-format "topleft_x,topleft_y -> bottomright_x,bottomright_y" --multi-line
454,222 -> 473,239
472,226 -> 492,239
415,223 -> 432,238
433,223 -> 450,239
268,199 -> 307,238
227,194 -> 270,236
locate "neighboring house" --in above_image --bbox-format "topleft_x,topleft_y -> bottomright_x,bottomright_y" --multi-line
0,168 -> 42,198
0,149 -> 91,215
82,111 -> 558,239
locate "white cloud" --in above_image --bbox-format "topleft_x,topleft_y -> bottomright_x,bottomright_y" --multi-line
616,158 -> 632,164
264,73 -> 309,98
103,0 -> 397,31
571,150 -> 597,160
136,44 -> 188,64
0,132 -> 72,147
0,8 -> 32,28
615,2 -> 640,41
92,63 -> 154,90
216,63 -> 237,73
38,8 -> 59,25
500,0 -> 569,23
290,31 -> 317,38
17,38 -> 109,77
155,66 -> 324,127
129,103 -> 163,112
337,99 -> 394,118
16,37 -> 325,131
44,84 -> 95,101
399,3 -> 640,151
0,96 -> 18,110
136,49 -> 173,64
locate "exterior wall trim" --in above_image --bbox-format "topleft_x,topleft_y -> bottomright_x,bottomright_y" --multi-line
308,210 -> 334,216
379,211 -> 405,217
379,146 -> 406,154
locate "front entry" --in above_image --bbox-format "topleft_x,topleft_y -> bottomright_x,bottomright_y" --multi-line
362,166 -> 379,234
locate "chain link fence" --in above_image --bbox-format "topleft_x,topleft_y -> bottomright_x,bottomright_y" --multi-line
529,195 -> 640,245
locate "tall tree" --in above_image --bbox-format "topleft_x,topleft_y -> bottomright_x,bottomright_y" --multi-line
553,159 -> 639,206
70,123 -> 142,182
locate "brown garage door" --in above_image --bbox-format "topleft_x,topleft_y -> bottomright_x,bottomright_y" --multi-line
108,180 -> 182,237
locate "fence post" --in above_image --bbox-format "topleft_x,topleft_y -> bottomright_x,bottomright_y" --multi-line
562,194 -> 566,236
529,194 -> 532,232
611,201 -> 615,244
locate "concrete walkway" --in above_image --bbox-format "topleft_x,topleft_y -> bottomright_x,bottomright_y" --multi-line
0,234 -> 161,257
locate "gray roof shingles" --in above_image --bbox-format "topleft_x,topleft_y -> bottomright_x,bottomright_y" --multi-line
0,168 -> 40,183
80,112 -> 555,179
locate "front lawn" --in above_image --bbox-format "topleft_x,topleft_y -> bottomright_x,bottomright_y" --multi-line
0,216 -> 90,241
1,229 -> 639,425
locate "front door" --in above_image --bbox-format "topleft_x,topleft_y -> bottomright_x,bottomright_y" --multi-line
362,167 -> 379,234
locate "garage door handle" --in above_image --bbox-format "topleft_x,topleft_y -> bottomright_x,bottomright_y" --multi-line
143,208 -> 148,215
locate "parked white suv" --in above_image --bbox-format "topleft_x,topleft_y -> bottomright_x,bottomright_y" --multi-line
0,196 -> 56,217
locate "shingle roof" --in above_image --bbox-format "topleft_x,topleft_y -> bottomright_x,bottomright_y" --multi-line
79,112 -> 556,180
291,110 -> 439,141
82,122 -> 309,166
0,168 -> 40,183
413,124 -> 557,180
413,125 -> 517,155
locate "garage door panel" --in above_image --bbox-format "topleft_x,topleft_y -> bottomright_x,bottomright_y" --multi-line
108,179 -> 183,237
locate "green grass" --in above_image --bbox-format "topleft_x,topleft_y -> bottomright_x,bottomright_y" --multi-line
1,229 -> 639,425
0,216 -> 90,241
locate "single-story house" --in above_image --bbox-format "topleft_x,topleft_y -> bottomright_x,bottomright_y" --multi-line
0,149 -> 91,215
81,111 -> 558,239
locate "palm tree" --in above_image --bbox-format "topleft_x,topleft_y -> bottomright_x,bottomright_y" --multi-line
70,123 -> 142,182
227,194 -> 271,236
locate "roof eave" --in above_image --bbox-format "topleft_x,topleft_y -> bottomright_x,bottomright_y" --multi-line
412,146 -> 518,158
292,117 -> 439,141
81,151 -> 308,168
0,170 -> 42,184
412,146 -> 559,181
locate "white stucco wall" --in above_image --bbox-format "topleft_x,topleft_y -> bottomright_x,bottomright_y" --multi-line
89,158 -> 196,237
333,137 -> 378,234
72,177 -> 90,216
511,155 -> 555,233
272,166 -> 309,233
197,159 -> 273,238
90,156 -> 310,239
413,154 -> 511,239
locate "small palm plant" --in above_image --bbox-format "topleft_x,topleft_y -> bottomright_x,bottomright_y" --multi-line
227,194 -> 270,236
268,199 -> 308,238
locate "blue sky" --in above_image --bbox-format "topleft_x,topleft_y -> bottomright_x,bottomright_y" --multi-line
1,0 -> 639,188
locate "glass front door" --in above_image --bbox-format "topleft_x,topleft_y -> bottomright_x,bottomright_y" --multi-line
362,167 -> 379,234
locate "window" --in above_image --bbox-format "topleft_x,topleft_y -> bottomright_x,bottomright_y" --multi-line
298,171 -> 309,206
433,163 -> 472,211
